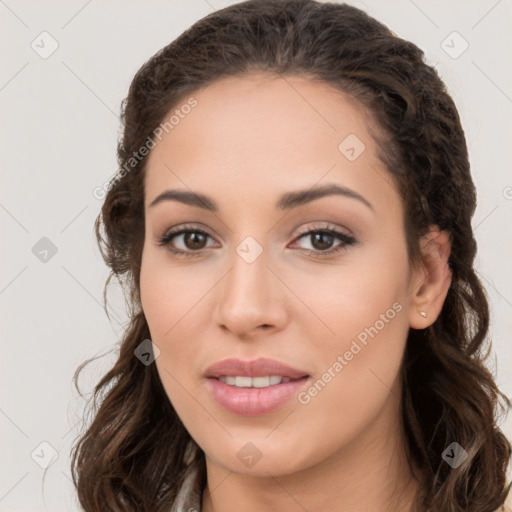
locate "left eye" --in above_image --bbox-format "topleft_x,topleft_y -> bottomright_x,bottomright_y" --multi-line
291,228 -> 356,255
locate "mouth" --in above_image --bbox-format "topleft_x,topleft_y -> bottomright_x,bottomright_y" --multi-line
204,357 -> 309,380
204,358 -> 310,416
217,375 -> 300,387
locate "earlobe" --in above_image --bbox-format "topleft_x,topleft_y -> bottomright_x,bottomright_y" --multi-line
408,226 -> 452,329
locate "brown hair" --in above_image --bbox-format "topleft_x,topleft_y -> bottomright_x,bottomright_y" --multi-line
70,1 -> 511,510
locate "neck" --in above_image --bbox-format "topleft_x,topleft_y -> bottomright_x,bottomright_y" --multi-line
201,392 -> 421,512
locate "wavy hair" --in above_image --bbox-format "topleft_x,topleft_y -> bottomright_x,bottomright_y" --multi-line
70,1 -> 511,510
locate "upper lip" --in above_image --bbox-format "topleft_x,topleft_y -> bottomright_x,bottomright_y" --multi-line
204,358 -> 309,379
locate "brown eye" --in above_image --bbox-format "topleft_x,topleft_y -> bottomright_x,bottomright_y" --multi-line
292,227 -> 356,257
309,232 -> 335,251
157,227 -> 216,256
182,231 -> 208,250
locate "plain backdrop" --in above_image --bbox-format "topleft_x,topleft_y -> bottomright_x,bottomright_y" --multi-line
1,0 -> 511,510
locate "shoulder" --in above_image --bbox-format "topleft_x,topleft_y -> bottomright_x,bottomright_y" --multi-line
489,480 -> 512,512
491,501 -> 512,512
499,487 -> 512,512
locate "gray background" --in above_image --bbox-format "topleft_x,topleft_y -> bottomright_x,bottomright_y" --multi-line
1,0 -> 511,510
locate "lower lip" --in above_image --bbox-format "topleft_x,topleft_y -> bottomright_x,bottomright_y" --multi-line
206,377 -> 309,416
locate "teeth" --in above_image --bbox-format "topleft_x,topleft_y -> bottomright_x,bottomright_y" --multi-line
218,375 -> 292,388
235,376 -> 252,387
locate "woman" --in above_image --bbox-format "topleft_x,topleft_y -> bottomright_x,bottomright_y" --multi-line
71,1 -> 512,510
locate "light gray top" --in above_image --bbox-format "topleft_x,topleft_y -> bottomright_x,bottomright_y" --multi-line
170,443 -> 203,512
169,443 -> 512,512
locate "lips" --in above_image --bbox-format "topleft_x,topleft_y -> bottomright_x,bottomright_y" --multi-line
204,357 -> 309,380
203,358 -> 310,416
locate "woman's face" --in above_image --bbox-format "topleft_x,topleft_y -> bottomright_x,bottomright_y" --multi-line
140,73 -> 418,476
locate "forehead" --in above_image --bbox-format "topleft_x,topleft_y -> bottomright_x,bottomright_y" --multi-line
148,72 -> 376,161
144,72 -> 398,216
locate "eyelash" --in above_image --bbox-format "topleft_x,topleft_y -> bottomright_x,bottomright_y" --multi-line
157,223 -> 356,259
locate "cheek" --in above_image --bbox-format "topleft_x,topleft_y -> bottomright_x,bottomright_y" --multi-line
290,237 -> 410,420
140,260 -> 206,426
292,236 -> 410,353
139,248 -> 213,386
140,246 -> 203,338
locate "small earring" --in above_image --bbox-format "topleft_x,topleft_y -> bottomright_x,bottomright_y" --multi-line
419,310 -> 427,318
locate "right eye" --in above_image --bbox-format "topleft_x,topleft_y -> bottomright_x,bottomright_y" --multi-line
157,226 -> 218,257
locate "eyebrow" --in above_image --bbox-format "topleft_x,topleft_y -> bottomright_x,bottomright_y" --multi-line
149,183 -> 374,212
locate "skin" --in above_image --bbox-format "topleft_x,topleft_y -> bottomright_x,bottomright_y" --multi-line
139,72 -> 452,512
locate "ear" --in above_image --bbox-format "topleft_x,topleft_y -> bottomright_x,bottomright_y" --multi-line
408,226 -> 452,329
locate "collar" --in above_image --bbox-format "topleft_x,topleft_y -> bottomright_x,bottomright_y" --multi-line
170,443 -> 204,512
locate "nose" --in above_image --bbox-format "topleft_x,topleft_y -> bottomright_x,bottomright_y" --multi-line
213,245 -> 287,340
